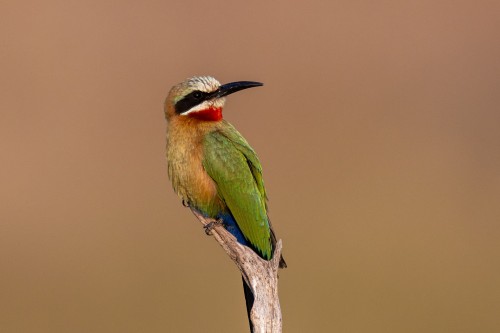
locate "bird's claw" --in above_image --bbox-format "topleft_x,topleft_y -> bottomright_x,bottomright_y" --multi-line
204,219 -> 224,235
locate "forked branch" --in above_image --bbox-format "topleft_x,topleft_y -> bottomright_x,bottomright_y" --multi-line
190,209 -> 283,333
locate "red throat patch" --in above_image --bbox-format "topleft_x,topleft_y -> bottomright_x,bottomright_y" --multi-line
188,107 -> 223,121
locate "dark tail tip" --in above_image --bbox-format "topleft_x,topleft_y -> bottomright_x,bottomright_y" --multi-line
279,255 -> 287,269
242,276 -> 254,332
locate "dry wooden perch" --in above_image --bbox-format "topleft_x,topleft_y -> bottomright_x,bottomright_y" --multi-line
190,209 -> 283,333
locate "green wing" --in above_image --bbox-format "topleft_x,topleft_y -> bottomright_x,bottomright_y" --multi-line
202,123 -> 271,259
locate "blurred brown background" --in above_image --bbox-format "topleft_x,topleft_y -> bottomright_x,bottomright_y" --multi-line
1,1 -> 499,332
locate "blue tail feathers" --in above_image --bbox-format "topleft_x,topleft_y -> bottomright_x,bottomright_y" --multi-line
216,212 -> 250,247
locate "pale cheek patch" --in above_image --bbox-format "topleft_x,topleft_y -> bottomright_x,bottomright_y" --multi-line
182,98 -> 225,116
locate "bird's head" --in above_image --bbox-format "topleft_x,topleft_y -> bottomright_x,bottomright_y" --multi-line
165,76 -> 263,122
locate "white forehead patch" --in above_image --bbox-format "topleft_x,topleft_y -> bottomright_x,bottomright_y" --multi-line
187,76 -> 221,93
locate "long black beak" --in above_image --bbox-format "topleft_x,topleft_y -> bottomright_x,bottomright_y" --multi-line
215,81 -> 263,98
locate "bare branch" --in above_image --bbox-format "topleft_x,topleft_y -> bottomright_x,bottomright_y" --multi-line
190,209 -> 283,333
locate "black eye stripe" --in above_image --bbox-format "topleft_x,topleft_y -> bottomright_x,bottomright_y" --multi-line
175,90 -> 212,114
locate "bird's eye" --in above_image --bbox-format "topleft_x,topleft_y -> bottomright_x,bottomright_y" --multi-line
193,91 -> 202,99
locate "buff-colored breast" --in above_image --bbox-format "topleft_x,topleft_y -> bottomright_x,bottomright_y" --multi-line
166,116 -> 224,216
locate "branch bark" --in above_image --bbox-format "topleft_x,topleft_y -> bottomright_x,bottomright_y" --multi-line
190,209 -> 283,333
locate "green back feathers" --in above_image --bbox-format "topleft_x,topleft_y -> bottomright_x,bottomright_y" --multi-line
202,122 -> 272,259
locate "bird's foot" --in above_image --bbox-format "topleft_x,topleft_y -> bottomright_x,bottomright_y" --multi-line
182,199 -> 190,208
204,219 -> 224,235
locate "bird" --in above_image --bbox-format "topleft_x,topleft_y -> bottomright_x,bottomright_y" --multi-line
164,76 -> 286,327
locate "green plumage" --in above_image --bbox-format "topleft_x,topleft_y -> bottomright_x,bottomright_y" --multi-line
165,76 -> 285,266
165,76 -> 286,333
202,122 -> 272,259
